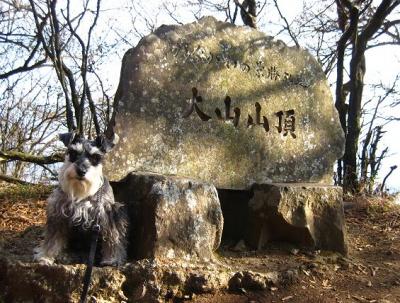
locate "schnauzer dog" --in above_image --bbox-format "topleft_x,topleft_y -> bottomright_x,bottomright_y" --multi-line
34,132 -> 127,266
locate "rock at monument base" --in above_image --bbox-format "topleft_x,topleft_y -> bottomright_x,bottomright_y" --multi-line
0,258 -> 127,303
112,172 -> 224,261
245,183 -> 347,255
0,257 -> 299,303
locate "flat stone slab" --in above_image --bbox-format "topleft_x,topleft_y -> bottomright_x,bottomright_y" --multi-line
246,183 -> 348,254
112,172 -> 224,261
0,257 -> 299,303
105,16 -> 344,189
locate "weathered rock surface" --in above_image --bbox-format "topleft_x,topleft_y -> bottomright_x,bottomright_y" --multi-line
0,258 -> 126,303
0,257 -> 299,303
112,172 -> 223,261
105,16 -> 344,189
246,183 -> 348,254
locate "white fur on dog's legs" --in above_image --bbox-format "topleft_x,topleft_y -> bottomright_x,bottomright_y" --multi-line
34,224 -> 67,265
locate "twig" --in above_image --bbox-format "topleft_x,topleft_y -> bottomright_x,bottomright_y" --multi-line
272,0 -> 300,48
0,150 -> 64,165
0,174 -> 33,185
381,165 -> 398,193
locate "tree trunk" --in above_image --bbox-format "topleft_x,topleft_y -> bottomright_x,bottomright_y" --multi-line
344,52 -> 365,192
334,1 -> 358,186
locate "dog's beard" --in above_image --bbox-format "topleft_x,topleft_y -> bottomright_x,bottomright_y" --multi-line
58,161 -> 103,201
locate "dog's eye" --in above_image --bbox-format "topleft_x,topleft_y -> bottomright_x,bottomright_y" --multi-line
68,150 -> 78,162
90,154 -> 102,165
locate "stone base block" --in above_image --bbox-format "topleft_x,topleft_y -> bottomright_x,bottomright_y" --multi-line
112,172 -> 224,261
0,257 -> 299,303
245,183 -> 347,255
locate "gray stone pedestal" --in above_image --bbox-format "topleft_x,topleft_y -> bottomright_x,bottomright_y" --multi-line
245,183 -> 347,255
112,172 -> 224,261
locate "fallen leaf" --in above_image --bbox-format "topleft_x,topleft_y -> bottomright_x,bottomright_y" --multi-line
369,266 -> 378,277
334,264 -> 340,271
351,295 -> 370,302
302,269 -> 310,276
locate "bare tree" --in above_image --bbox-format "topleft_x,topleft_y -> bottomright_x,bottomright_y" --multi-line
0,0 -> 130,182
1,0 -> 399,189
282,0 -> 400,192
358,76 -> 399,192
0,81 -> 64,181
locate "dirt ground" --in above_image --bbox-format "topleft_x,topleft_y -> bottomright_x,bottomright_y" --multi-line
0,182 -> 399,303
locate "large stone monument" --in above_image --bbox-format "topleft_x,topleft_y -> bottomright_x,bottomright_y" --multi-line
105,17 -> 347,255
0,17 -> 349,303
105,16 -> 344,189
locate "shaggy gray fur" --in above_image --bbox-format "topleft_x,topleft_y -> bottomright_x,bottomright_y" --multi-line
34,132 -> 127,266
35,178 -> 127,266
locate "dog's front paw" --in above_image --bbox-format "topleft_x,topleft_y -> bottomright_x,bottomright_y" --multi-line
33,248 -> 55,265
35,255 -> 55,266
100,259 -> 123,267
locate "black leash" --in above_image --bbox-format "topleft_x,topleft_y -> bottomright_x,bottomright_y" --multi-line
79,184 -> 103,303
79,223 -> 100,303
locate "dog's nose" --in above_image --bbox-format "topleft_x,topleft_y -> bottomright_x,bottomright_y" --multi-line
76,167 -> 87,177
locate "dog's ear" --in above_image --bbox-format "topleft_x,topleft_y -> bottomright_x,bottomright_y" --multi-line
59,132 -> 76,147
95,133 -> 119,153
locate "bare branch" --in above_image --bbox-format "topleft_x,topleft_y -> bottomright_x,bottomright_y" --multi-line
0,173 -> 33,185
0,150 -> 63,165
272,0 -> 300,48
381,165 -> 398,192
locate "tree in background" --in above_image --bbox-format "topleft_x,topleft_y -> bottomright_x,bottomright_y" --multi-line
0,0 -> 399,192
335,0 -> 400,192
0,0 -> 127,181
161,0 -> 400,192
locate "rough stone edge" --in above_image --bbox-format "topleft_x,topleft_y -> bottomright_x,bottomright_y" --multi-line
112,171 -> 224,261
108,17 -> 345,183
0,257 -> 299,303
248,182 -> 348,255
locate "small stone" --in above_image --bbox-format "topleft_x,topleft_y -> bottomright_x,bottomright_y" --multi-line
238,288 -> 247,294
241,271 -> 268,290
132,283 -> 147,300
280,269 -> 299,285
228,272 -> 243,290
